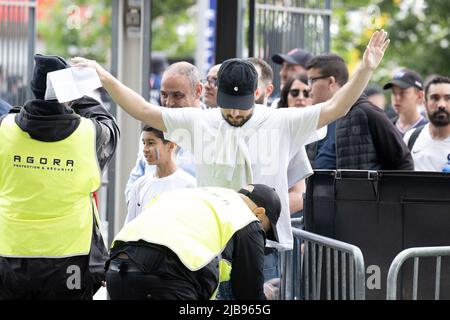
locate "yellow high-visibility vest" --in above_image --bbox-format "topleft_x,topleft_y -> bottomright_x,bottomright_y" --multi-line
0,114 -> 101,257
112,187 -> 258,294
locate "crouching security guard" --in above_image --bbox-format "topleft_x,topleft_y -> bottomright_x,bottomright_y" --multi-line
0,54 -> 119,299
105,184 -> 281,300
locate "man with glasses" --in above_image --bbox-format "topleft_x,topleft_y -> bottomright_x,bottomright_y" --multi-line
202,64 -> 221,108
305,53 -> 413,170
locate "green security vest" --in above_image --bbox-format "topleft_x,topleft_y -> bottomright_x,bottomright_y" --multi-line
0,114 -> 101,257
112,187 -> 259,295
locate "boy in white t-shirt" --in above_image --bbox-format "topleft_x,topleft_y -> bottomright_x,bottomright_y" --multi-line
125,125 -> 196,224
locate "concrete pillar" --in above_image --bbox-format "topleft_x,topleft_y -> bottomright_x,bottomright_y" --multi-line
109,0 -> 151,241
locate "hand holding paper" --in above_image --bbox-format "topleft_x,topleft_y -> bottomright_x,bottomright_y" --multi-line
45,67 -> 102,103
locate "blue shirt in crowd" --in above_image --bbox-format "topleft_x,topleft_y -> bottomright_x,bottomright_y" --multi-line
313,122 -> 337,169
0,98 -> 11,116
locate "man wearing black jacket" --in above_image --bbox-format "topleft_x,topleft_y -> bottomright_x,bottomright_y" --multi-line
0,54 -> 119,299
305,54 -> 413,170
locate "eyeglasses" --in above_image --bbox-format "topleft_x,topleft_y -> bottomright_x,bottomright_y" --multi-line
307,75 -> 330,86
201,77 -> 217,87
289,89 -> 309,98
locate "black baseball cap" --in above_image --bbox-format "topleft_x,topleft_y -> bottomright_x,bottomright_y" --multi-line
217,58 -> 258,110
238,184 -> 281,242
383,69 -> 423,90
272,48 -> 313,68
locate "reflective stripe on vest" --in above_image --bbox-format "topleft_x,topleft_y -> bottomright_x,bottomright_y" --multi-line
113,187 -> 258,279
0,114 -> 101,257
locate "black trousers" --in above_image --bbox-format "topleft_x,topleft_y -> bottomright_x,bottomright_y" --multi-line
106,258 -> 200,300
0,222 -> 108,300
0,255 -> 93,300
105,243 -> 219,300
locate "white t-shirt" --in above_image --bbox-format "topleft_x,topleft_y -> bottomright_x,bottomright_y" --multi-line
270,97 -> 280,109
125,169 -> 197,224
404,124 -> 450,171
162,104 -> 323,250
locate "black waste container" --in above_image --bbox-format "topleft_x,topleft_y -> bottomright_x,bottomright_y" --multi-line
304,170 -> 450,300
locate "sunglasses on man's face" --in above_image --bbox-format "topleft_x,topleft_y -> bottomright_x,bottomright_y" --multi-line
289,89 -> 309,98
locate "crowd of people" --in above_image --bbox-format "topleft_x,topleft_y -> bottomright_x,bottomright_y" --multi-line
0,28 -> 449,300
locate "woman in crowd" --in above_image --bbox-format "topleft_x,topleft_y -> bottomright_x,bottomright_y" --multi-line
277,74 -> 312,108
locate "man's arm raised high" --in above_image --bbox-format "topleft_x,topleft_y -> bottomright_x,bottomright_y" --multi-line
72,30 -> 390,133
317,29 -> 390,129
70,57 -> 167,132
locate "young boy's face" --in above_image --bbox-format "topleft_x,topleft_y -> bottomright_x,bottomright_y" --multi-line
142,131 -> 171,165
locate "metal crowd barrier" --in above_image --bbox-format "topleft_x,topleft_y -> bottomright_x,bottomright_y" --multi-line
386,246 -> 450,300
280,219 -> 365,300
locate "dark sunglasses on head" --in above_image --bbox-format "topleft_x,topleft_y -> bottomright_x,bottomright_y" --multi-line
289,89 -> 309,98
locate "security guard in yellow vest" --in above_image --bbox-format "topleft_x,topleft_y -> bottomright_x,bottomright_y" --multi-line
0,54 -> 119,299
106,184 -> 281,300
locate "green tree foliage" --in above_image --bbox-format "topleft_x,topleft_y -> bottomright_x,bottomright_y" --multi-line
151,0 -> 196,59
151,0 -> 195,17
332,0 -> 449,83
38,0 -> 112,63
38,0 -> 197,64
380,0 -> 449,79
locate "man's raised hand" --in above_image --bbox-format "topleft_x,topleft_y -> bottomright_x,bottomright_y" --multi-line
70,57 -> 109,83
363,29 -> 390,70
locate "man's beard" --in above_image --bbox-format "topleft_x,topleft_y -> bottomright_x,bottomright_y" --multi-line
428,109 -> 450,127
222,112 -> 253,127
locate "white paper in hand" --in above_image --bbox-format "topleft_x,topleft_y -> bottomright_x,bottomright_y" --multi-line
45,67 -> 102,103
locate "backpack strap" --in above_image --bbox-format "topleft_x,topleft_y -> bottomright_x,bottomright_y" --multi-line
407,125 -> 425,151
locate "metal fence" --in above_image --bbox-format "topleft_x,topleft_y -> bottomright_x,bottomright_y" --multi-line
0,0 -> 36,107
386,246 -> 450,300
281,222 -> 366,300
253,0 -> 331,94
279,217 -> 304,300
